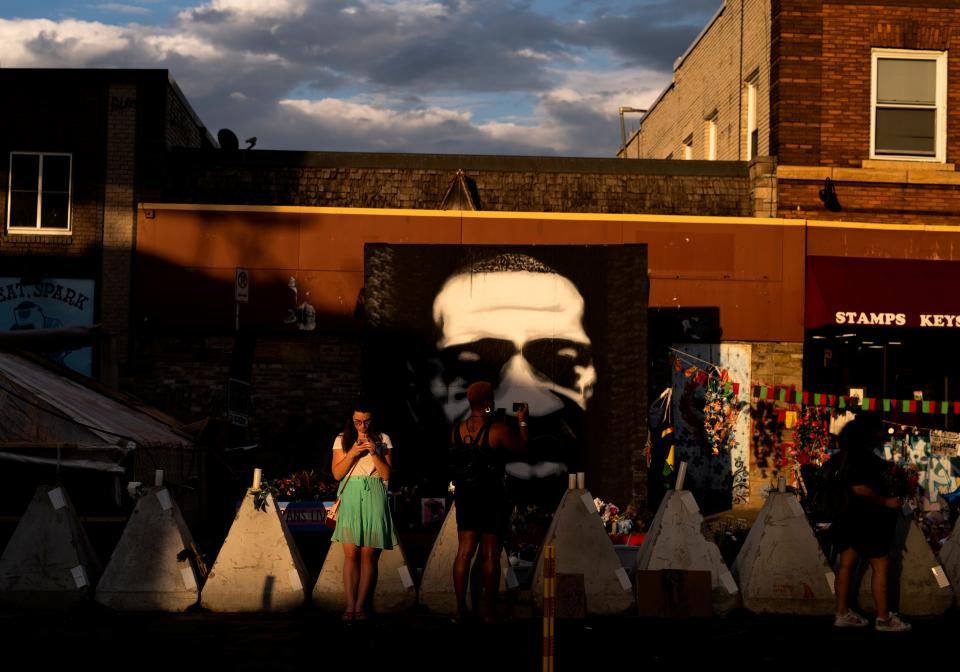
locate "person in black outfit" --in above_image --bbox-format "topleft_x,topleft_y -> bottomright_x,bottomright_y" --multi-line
832,414 -> 911,632
450,381 -> 528,623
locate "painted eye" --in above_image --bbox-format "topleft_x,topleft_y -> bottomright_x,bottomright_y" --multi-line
557,347 -> 578,359
457,351 -> 481,362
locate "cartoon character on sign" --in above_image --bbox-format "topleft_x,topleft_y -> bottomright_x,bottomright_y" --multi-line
10,301 -> 67,364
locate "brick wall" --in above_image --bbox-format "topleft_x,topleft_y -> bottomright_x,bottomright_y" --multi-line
132,332 -> 363,466
773,0 -> 960,166
0,74 -> 106,279
623,0 -> 772,162
102,83 -> 138,364
778,179 -> 960,224
165,82 -> 205,149
746,340 -> 804,506
163,151 -> 753,216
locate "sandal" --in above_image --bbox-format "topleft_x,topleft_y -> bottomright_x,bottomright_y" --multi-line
340,611 -> 355,622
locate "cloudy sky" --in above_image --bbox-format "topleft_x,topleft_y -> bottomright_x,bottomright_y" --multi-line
0,0 -> 720,156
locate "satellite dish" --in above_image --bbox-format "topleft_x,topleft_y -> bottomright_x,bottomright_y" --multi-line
217,128 -> 240,151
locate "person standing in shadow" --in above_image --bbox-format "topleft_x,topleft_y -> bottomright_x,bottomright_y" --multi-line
450,382 -> 528,623
832,413 -> 911,632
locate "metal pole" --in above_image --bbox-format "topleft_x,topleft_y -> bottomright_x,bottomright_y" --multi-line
542,545 -> 556,672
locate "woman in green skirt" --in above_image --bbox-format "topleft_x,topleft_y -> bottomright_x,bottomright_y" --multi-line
331,400 -> 398,621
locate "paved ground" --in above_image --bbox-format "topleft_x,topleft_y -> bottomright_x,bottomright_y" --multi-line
0,604 -> 953,670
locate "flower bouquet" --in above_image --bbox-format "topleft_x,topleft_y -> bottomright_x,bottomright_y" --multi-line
251,469 -> 338,511
882,462 -> 920,507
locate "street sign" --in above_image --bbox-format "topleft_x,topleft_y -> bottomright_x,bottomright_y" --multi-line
235,267 -> 249,303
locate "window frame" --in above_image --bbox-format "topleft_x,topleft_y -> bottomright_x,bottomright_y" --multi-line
870,48 -> 947,163
6,151 -> 73,235
682,134 -> 694,160
705,113 -> 718,161
745,74 -> 759,160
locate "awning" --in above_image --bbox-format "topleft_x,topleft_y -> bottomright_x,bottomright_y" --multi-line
806,256 -> 960,329
0,352 -> 192,472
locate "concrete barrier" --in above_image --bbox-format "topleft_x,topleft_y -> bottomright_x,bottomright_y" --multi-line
531,489 -> 635,615
95,486 -> 201,611
732,491 -> 835,614
0,485 -> 102,608
938,516 -> 960,607
312,535 -> 416,614
637,490 -> 739,614
201,490 -> 308,612
858,513 -> 952,616
418,502 -> 516,614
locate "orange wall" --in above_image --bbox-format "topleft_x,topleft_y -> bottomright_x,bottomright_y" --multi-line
136,205 -> 808,341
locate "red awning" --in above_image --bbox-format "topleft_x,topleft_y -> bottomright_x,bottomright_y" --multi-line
806,256 -> 960,329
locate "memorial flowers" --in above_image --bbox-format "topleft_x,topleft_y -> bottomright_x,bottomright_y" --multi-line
791,406 -> 831,466
251,469 -> 337,511
703,371 -> 740,456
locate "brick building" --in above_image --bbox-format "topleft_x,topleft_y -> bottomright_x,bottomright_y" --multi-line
0,69 -> 214,376
620,0 -> 960,507
622,0 -> 960,227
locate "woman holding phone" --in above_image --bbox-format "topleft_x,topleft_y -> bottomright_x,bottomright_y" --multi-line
331,399 -> 397,621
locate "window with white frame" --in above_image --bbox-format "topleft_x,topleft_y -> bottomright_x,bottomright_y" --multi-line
746,74 -> 759,160
682,135 -> 694,160
6,152 -> 72,233
871,49 -> 947,161
704,113 -> 718,160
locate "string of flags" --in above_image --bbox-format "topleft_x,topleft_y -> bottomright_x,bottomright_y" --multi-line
751,385 -> 960,415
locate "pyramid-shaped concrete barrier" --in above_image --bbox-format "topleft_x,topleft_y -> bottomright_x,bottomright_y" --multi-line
531,488 -> 635,615
938,516 -> 960,607
858,514 -> 952,616
419,502 -> 517,614
95,486 -> 201,611
200,490 -> 308,612
312,532 -> 416,614
636,490 -> 739,613
0,485 -> 102,608
732,491 -> 835,614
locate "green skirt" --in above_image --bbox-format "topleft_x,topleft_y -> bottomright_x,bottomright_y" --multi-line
331,476 -> 398,549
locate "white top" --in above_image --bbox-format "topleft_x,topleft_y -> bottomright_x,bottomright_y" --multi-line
333,433 -> 393,478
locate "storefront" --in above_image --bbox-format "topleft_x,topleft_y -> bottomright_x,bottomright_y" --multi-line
804,255 -> 960,427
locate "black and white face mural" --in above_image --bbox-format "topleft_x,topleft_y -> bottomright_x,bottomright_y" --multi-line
430,256 -> 597,480
363,244 -> 647,507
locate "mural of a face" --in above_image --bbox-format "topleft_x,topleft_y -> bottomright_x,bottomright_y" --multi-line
363,243 -> 648,506
430,266 -> 597,478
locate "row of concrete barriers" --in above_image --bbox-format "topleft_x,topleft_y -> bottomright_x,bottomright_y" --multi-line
2,477 -> 959,615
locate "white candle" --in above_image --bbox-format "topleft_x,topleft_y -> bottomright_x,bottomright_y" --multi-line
675,462 -> 688,491
252,468 -> 262,490
778,476 -> 786,493
154,470 -> 164,487
568,474 -> 576,490
576,472 -> 585,490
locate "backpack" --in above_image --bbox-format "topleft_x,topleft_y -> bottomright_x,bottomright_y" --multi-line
805,452 -> 851,523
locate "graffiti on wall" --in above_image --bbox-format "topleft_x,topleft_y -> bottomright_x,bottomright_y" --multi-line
672,343 -> 752,512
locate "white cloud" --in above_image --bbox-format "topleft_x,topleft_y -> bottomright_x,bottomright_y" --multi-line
280,97 -> 471,129
515,48 -> 552,62
0,19 -> 132,66
181,0 -> 309,20
92,3 -> 152,15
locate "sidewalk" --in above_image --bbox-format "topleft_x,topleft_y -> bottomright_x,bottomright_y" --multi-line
0,604 -> 951,670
